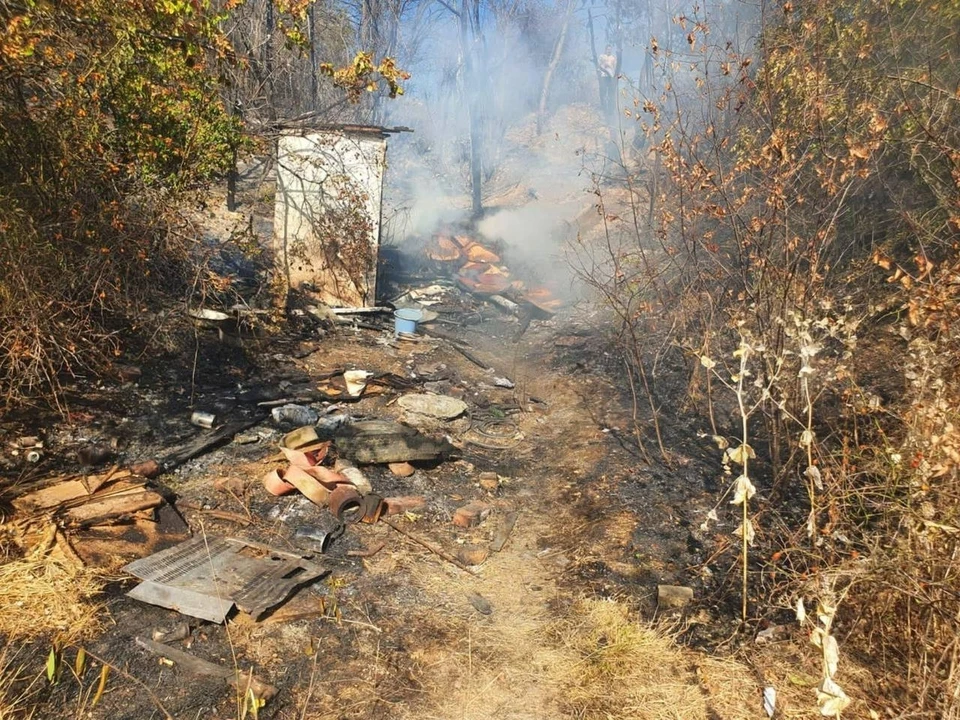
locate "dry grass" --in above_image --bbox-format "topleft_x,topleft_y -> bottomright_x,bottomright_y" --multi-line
0,552 -> 103,644
548,599 -> 761,720
0,641 -> 45,720
0,536 -> 104,720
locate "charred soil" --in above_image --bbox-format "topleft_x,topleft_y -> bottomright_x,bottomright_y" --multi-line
0,294 -> 837,719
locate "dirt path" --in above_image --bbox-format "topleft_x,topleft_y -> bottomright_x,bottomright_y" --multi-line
282,317 -> 603,720
386,331 -> 601,720
229,315 -> 765,720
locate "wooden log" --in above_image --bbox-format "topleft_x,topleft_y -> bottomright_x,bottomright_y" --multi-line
487,294 -> 520,315
68,489 -> 164,526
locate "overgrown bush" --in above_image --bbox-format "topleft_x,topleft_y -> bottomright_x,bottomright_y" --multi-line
0,0 -> 410,406
579,0 -> 960,715
0,0 -> 241,405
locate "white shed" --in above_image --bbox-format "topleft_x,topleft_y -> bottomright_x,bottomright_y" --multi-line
273,125 -> 406,307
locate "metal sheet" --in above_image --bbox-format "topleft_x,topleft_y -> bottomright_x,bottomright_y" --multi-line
128,581 -> 233,624
124,536 -> 326,621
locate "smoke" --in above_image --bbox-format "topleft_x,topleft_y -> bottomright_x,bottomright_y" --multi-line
379,13 -> 604,301
376,1 -> 760,302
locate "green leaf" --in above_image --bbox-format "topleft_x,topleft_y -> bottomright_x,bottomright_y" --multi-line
46,646 -> 58,684
75,647 -> 87,677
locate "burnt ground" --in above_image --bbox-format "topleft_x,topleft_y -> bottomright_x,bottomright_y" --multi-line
0,285 -> 821,720
0,125 -> 834,718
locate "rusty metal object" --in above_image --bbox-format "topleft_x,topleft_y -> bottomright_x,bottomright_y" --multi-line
360,494 -> 384,524
327,485 -> 363,523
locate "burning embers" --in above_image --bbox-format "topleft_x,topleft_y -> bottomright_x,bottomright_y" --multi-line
424,228 -> 562,314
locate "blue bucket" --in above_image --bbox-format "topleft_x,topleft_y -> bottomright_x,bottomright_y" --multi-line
394,308 -> 424,335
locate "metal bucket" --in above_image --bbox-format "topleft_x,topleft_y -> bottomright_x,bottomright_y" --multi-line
393,308 -> 423,335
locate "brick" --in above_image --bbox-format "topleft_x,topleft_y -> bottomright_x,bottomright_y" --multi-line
388,462 -> 416,477
383,496 -> 427,516
457,545 -> 490,566
452,501 -> 491,528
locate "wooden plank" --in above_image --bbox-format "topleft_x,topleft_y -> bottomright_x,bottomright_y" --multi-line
490,511 -> 518,552
12,470 -> 134,512
67,490 -> 164,525
13,480 -> 94,512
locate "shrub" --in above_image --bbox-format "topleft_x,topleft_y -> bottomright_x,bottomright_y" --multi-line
0,0 -> 240,405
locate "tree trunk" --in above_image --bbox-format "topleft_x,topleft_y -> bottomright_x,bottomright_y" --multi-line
264,0 -> 275,119
308,2 -> 318,111
227,99 -> 240,211
536,0 -> 574,136
587,8 -> 602,99
460,0 -> 483,217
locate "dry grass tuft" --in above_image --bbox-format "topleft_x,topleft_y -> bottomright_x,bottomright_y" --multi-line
549,598 -> 760,720
0,555 -> 103,644
0,545 -> 104,719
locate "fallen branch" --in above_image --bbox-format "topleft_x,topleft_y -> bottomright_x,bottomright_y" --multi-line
178,502 -> 252,526
382,519 -> 479,576
450,344 -> 492,371
330,307 -> 391,315
134,637 -> 277,702
345,542 -> 385,558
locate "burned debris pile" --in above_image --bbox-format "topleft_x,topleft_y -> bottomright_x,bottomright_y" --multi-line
0,240 -> 543,711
